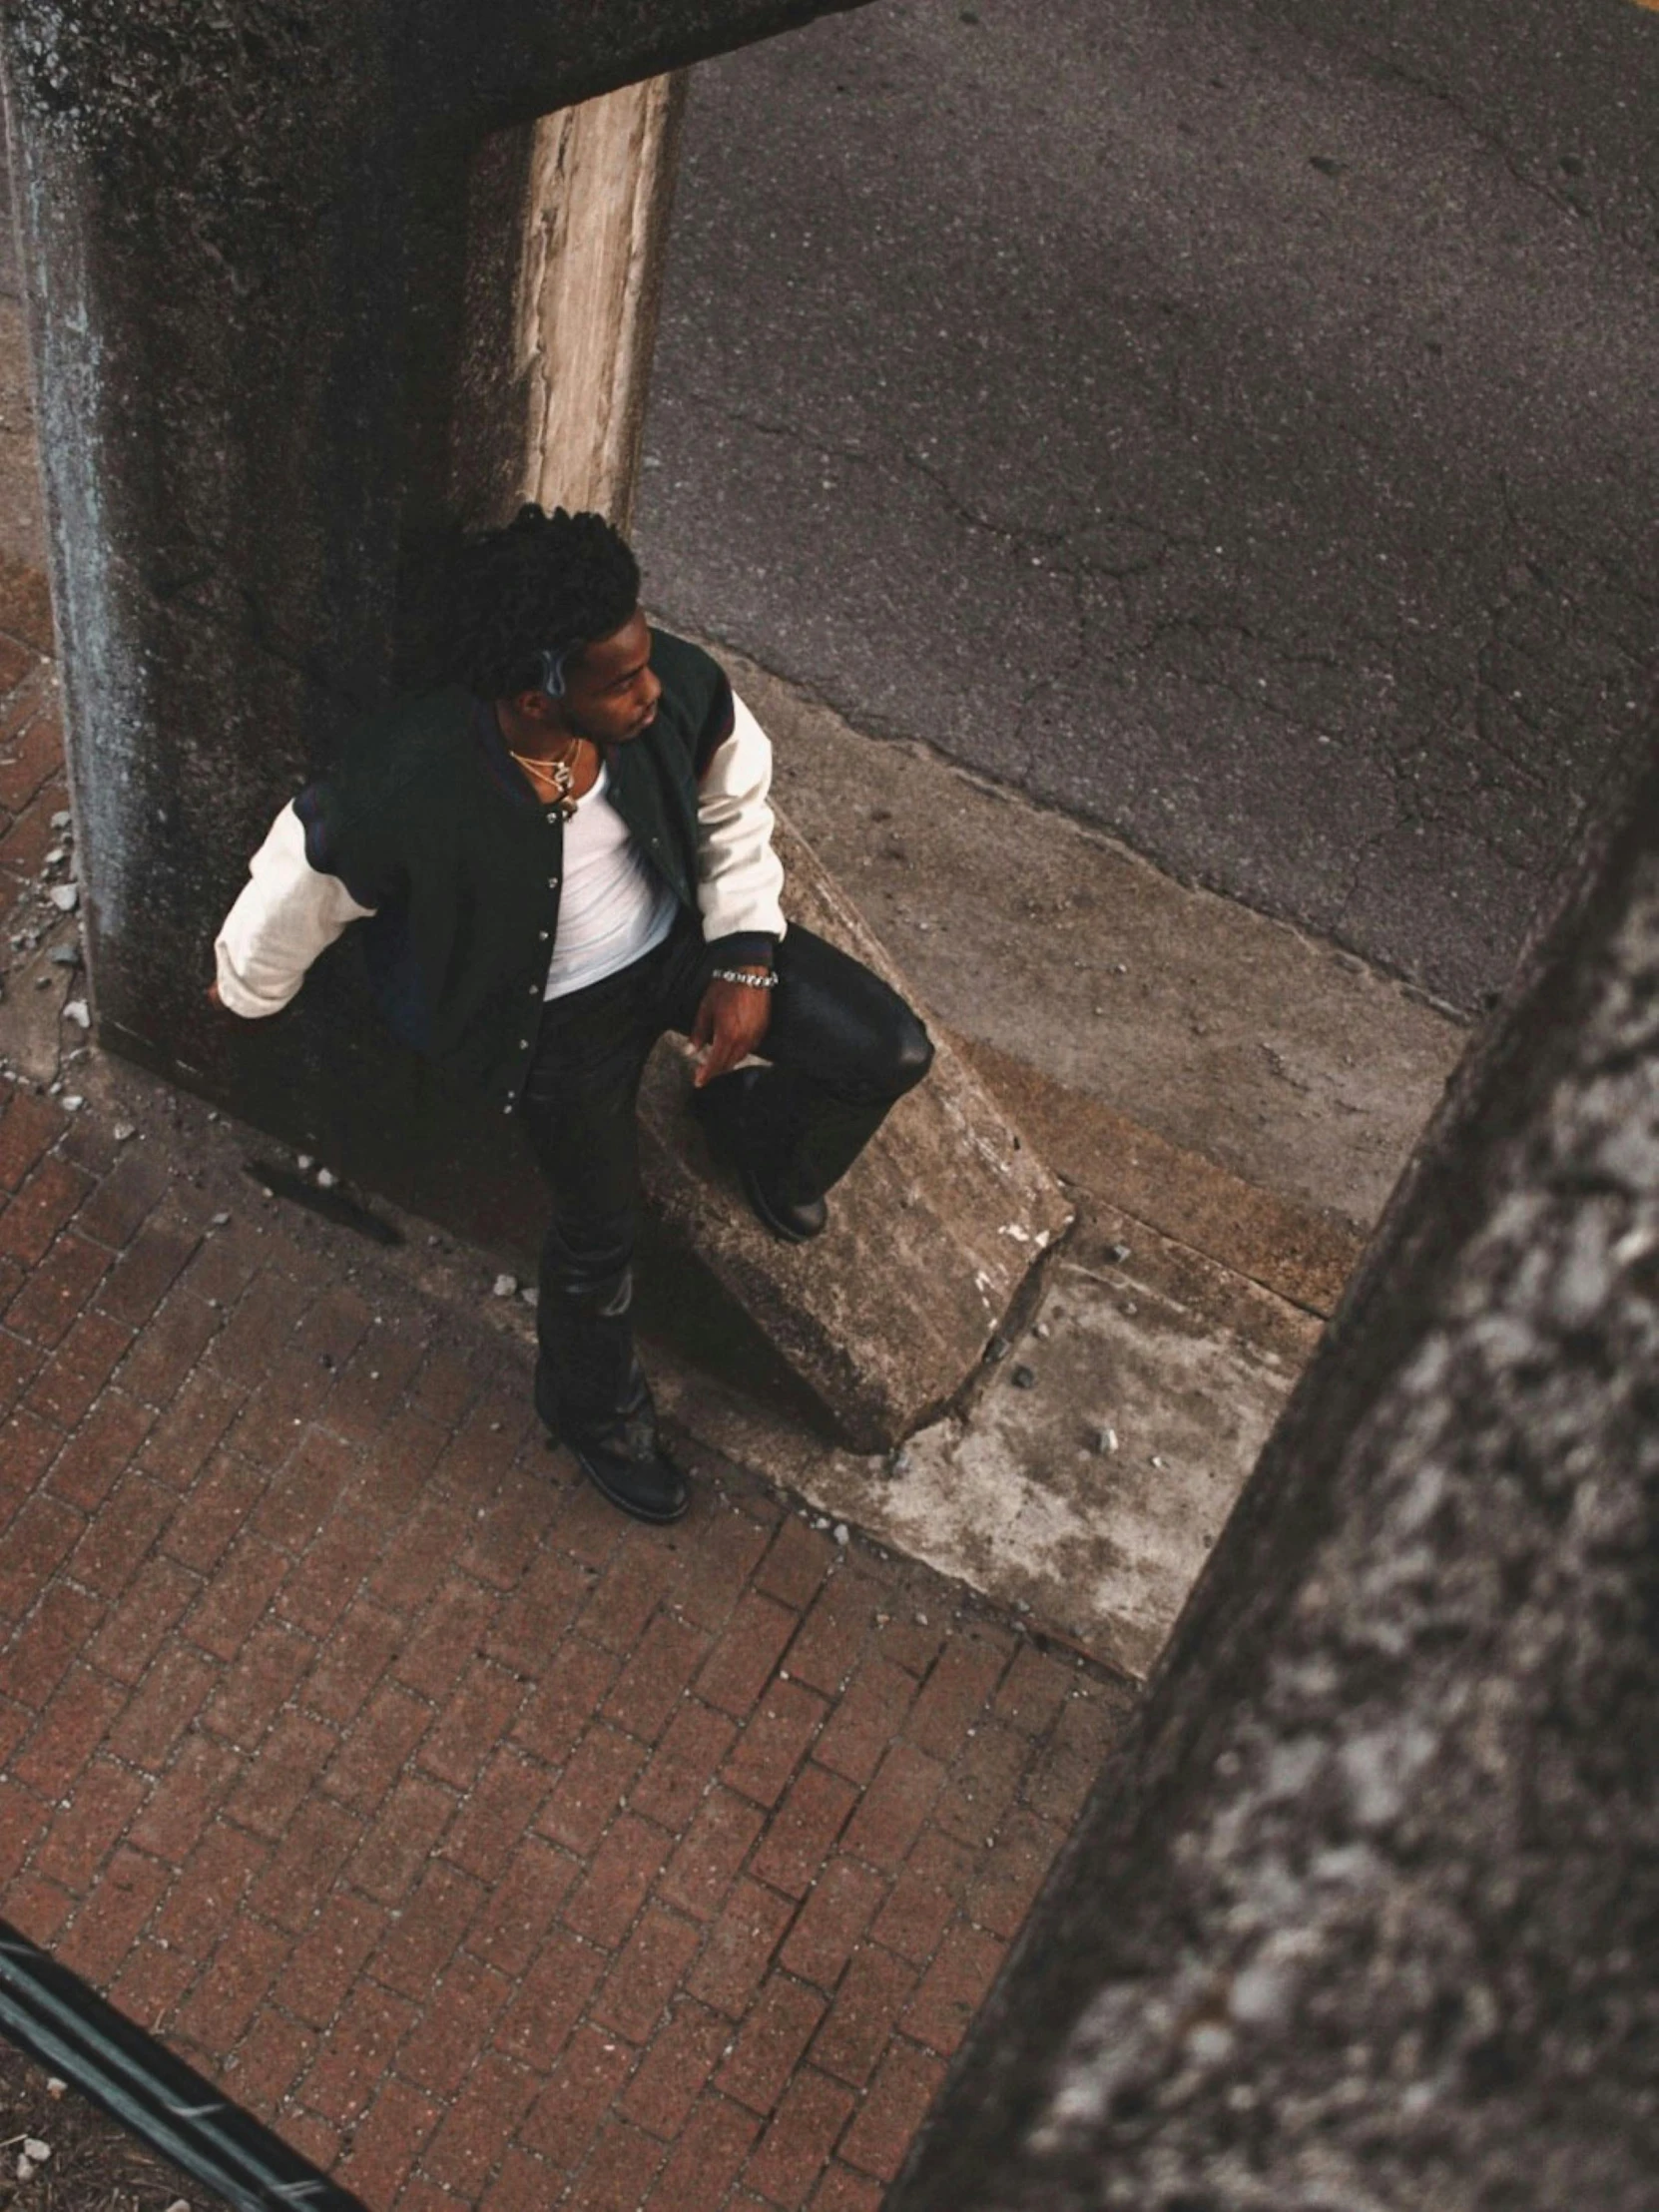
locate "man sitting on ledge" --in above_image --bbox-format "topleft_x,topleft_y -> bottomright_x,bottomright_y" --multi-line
211,503 -> 933,1524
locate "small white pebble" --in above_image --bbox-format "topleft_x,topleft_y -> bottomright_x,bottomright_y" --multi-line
315,1167 -> 336,1188
520,1286 -> 539,1307
914,1612 -> 928,1627
210,1211 -> 230,1227
492,1273 -> 517,1297
50,811 -> 71,830
296,1153 -> 314,1172
1151,1454 -> 1165,1468
48,883 -> 78,911
832,1523 -> 849,1546
45,2079 -> 66,2098
62,1094 -> 83,1111
17,2155 -> 36,2183
113,1123 -> 135,1143
22,2141 -> 49,2163
43,845 -> 65,865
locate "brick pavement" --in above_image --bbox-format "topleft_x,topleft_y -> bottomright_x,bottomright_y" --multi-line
0,599 -> 1137,2208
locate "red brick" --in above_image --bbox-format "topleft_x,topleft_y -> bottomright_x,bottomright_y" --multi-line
641,2091 -> 759,2212
715,1972 -> 827,2116
455,1470 -> 549,1595
292,1597 -> 400,1726
0,1774 -> 50,1883
368,1495 -> 474,1613
0,1155 -> 92,1266
344,1772 -> 457,1905
249,1795 -> 364,1932
0,1406 -> 64,1525
85,1556 -> 197,1685
672,1506 -> 775,1636
24,1310 -> 133,1425
32,1755 -> 147,1890
390,1573 -> 495,1699
127,1732 -> 242,1865
162,1448 -> 266,1572
285,1890 -> 390,2029
177,1219 -> 266,1308
224,1711 -> 338,1838
591,1906 -> 704,2043
277,2113 -> 340,2178
991,1641 -> 1076,1737
559,2116 -> 665,2212
301,1979 -> 421,2125
105,1288 -> 221,1410
107,1937 -> 197,2037
934,1722 -> 1029,1848
838,1745 -> 944,1874
373,1861 -> 486,2001
338,2077 -> 443,2209
397,1953 -> 514,2096
744,2068 -> 857,2208
136,1369 -> 246,1490
418,1659 -> 527,1792
563,1810 -> 673,1947
63,1469 -> 174,1598
3,1581 -> 104,1725
225,2002 -> 319,2122
902,1920 -> 1004,2057
632,1699 -> 740,1833
344,1405 -> 450,1520
659,1786 -> 767,1922
787,1573 -> 887,1699
407,1345 -> 479,1428
2,1873 -> 74,1947
519,2022 -> 634,2166
175,1914 -> 290,2049
0,1326 -> 46,1410
751,1764 -> 858,1900
869,1863 -> 960,1967
602,1609 -> 711,1744
481,1544 -> 587,1673
905,1631 -> 1015,1765
781,1858 -> 888,1992
578,1542 -> 675,1653
73,1150 -> 171,1250
754,1518 -> 835,1612
0,1085 -> 65,1189
837,2041 -> 946,2182
276,1510 -> 372,1634
95,1218 -> 200,1329
321,1683 -> 431,1812
418,2052 -> 539,2198
153,1821 -> 269,1959
722,1678 -> 828,1809
811,1944 -> 917,2089
223,1349 -> 339,1467
0,1493 -> 86,1624
4,1232 -> 110,1347
479,2146 -> 563,2212
202,1270 -> 307,1382
966,1807 -> 1065,1939
809,2164 -> 884,2212
685,1877 -> 795,2018
317,1323 -> 424,1443
814,1657 -> 916,1787
512,1638 -> 620,1764
182,1530 -> 290,1659
55,1846 -> 172,1985
538,1724 -> 646,1857
201,1620 -> 315,1750
873,1595 -> 949,1680
619,1996 -> 730,2138
696,1590 -> 800,1724
248,1424 -> 358,1552
495,1926 -> 606,2064
440,1747 -> 551,1886
463,1834 -> 580,1976
11,1666 -> 125,1799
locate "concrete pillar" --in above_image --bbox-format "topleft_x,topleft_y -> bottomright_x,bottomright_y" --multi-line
886,718 -> 1659,2203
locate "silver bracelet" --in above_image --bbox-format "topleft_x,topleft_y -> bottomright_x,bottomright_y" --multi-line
711,966 -> 778,989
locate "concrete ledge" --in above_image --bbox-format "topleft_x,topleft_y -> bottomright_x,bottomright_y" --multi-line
639,811 -> 1074,1452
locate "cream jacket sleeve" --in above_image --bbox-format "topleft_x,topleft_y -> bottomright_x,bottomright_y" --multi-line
214,802 -> 376,1017
695,689 -> 787,945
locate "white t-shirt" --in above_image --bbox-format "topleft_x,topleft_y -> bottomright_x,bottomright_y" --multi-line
543,759 -> 678,1000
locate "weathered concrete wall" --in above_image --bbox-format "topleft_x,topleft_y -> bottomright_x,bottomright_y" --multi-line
886,704 -> 1659,2204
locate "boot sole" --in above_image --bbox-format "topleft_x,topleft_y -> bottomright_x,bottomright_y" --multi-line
562,1434 -> 690,1524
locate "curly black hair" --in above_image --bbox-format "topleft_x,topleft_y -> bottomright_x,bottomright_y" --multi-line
446,503 -> 642,697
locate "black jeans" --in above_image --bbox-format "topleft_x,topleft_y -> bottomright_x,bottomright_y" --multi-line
518,912 -> 932,1434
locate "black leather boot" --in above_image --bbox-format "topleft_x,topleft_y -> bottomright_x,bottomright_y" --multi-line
694,1065 -> 828,1243
535,1361 -> 689,1524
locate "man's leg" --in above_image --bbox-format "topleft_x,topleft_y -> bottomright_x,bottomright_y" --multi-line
518,958 -> 687,1520
674,924 -> 934,1233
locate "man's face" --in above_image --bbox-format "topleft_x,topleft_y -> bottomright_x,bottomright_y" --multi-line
513,608 -> 662,747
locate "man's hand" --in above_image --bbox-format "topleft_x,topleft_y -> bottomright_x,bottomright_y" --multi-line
206,979 -> 224,1009
690,972 -> 773,1086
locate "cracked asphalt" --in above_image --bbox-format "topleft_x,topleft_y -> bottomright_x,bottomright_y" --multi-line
632,0 -> 1659,1011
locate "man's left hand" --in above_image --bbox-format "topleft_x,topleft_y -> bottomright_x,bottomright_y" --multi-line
690,971 -> 773,1086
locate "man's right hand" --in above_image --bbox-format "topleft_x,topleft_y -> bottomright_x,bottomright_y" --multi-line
206,980 -> 224,1009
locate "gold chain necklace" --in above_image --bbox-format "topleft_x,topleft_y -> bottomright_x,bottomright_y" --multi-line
508,740 -> 583,820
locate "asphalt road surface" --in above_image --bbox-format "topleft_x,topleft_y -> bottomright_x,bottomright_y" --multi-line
633,0 -> 1659,1010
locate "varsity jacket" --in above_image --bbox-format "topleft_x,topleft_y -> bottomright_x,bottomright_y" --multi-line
214,629 -> 787,1116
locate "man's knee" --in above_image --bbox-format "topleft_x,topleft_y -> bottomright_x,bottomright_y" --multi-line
883,1005 -> 934,1098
